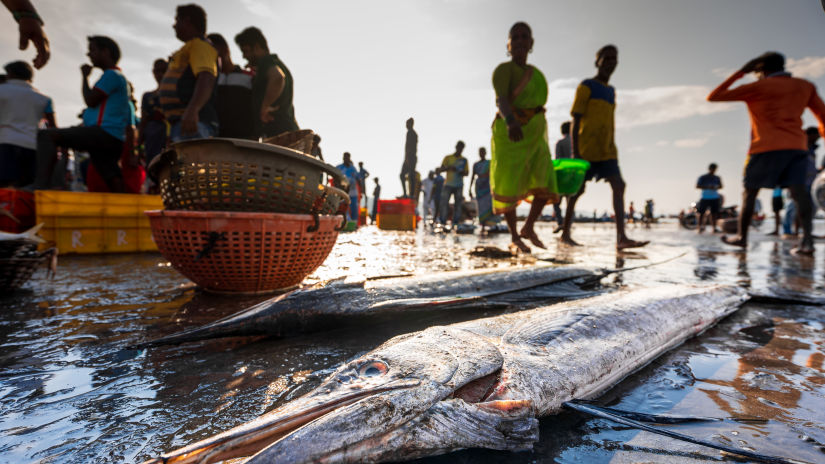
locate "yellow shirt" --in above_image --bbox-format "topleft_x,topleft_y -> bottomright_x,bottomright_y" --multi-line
159,37 -> 218,121
571,78 -> 617,162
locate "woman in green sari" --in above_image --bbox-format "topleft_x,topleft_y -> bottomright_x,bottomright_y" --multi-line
491,21 -> 558,253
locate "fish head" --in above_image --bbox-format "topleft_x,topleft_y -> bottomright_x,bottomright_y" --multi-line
146,326 -> 538,464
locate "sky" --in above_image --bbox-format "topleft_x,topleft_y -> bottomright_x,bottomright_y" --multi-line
3,0 -> 825,215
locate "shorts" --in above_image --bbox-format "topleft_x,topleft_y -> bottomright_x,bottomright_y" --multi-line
744,150 -> 807,190
772,195 -> 784,212
697,198 -> 721,215
584,159 -> 622,182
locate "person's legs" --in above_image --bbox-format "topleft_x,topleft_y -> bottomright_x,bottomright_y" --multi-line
782,200 -> 796,235
696,200 -> 709,234
504,210 -> 529,253
519,197 -> 548,249
607,175 -> 648,249
452,189 -> 463,225
553,200 -> 563,232
710,199 -> 721,233
399,172 -> 408,197
560,185 -> 585,246
722,188 -> 759,247
32,126 -> 103,190
438,188 -> 450,224
788,183 -> 813,254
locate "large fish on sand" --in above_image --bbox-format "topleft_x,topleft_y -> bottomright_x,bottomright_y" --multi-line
137,265 -> 605,348
144,284 -> 747,463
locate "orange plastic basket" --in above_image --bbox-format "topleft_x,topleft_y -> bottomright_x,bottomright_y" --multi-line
146,210 -> 343,293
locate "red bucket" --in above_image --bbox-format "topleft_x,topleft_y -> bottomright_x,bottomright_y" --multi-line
146,210 -> 343,293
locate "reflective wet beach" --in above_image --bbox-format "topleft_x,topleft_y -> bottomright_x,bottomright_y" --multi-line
1,221 -> 824,463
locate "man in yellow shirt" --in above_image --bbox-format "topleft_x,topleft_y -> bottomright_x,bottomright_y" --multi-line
560,45 -> 647,250
436,141 -> 469,227
159,4 -> 218,142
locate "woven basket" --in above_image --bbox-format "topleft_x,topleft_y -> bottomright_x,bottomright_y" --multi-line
0,247 -> 56,292
147,210 -> 344,294
0,240 -> 37,259
148,138 -> 349,215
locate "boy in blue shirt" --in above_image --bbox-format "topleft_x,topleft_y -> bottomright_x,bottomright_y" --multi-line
695,163 -> 723,233
32,36 -> 132,192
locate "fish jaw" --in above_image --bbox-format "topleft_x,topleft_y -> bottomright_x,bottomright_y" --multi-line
145,326 -> 505,464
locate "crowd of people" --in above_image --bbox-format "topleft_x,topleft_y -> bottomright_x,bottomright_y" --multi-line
0,3 -> 301,194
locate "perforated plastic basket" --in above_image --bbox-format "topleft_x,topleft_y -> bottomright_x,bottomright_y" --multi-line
146,210 -> 343,294
149,138 -> 349,215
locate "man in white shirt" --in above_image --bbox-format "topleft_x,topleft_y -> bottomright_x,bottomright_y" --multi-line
0,60 -> 54,187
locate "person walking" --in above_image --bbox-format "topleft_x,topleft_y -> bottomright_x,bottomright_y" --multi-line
400,117 -> 417,197
696,163 -> 723,233
708,51 -> 825,255
437,141 -> 468,227
490,22 -> 558,253
559,44 -> 647,250
552,121 -> 571,232
469,147 -> 495,231
371,177 -> 381,224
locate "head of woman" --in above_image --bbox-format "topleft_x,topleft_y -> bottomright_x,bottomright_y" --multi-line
507,22 -> 533,63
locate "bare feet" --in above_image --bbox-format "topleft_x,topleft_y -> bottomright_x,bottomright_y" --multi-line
519,229 -> 546,249
552,226 -> 562,234
721,235 -> 747,248
509,239 -> 531,254
559,235 -> 581,247
616,238 -> 650,250
790,245 -> 814,256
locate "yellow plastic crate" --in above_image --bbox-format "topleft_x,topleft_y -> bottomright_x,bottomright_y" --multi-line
377,213 -> 416,231
35,190 -> 163,254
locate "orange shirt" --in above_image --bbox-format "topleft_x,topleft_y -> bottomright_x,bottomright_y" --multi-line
707,71 -> 825,155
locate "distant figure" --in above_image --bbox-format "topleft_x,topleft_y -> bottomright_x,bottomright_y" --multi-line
552,121 -> 572,232
208,33 -> 254,140
310,134 -> 323,160
137,58 -> 167,174
336,152 -> 359,222
437,140 -> 469,226
400,117 -> 417,197
421,171 -> 435,221
708,51 -> 825,255
696,163 -> 723,233
160,4 -> 218,142
357,161 -> 369,206
371,177 -> 381,223
491,22 -> 558,253
0,60 -> 54,187
768,187 -> 783,236
33,36 -> 132,192
560,44 -> 647,250
432,171 -> 444,224
469,147 -> 495,231
627,201 -> 635,224
235,26 -> 298,138
3,0 -> 49,69
643,199 -> 654,226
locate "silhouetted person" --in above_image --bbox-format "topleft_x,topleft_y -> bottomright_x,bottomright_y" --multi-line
208,32 -> 254,140
437,140 -> 468,226
160,4 -> 218,142
235,26 -> 298,139
708,51 -> 825,255
0,60 -> 54,187
371,177 -> 381,223
400,117 -> 417,197
560,45 -> 648,250
553,121 -> 572,232
696,163 -> 723,233
137,58 -> 167,172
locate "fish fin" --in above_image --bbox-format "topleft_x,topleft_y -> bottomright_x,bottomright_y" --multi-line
22,223 -> 46,243
368,295 -> 482,310
502,312 -> 587,347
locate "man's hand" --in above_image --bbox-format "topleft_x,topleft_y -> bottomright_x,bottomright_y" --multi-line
507,122 -> 524,142
18,17 -> 49,69
739,57 -> 762,74
180,107 -> 199,136
260,105 -> 275,123
80,64 -> 93,78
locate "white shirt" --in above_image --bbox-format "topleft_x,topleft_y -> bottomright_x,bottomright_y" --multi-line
0,79 -> 53,149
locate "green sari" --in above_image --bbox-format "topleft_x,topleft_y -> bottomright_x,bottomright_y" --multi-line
490,63 -> 558,214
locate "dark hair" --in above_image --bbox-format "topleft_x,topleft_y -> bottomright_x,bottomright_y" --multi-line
509,22 -> 532,38
177,4 -> 207,35
709,163 -> 718,170
3,60 -> 33,81
596,44 -> 618,60
235,27 -> 268,51
153,58 -> 168,68
207,33 -> 227,50
806,126 -> 820,136
87,36 -> 121,64
456,140 -> 465,148
560,121 -> 571,135
757,51 -> 785,74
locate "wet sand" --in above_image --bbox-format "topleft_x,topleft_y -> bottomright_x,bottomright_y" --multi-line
1,220 -> 824,463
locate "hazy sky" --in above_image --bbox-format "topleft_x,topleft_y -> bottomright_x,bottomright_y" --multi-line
3,0 -> 825,214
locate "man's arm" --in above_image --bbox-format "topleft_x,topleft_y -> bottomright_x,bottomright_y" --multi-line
3,0 -> 49,69
707,58 -> 763,102
180,71 -> 216,135
80,65 -> 106,108
570,113 -> 582,158
260,65 -> 285,123
807,88 -> 825,140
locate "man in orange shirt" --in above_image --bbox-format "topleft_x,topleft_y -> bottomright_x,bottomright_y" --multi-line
708,52 -> 825,255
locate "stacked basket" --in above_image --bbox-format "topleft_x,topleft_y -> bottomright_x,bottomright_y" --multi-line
147,132 -> 349,294
0,239 -> 56,293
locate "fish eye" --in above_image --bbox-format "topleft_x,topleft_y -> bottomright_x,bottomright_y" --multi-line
357,361 -> 388,377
